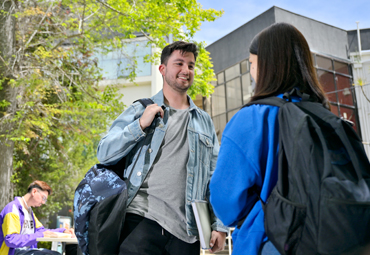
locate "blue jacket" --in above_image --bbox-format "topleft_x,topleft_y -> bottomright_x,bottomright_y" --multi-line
0,197 -> 65,255
210,95 -> 299,254
97,90 -> 228,236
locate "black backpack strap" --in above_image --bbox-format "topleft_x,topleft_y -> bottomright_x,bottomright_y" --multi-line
283,87 -> 312,102
243,88 -> 313,109
243,97 -> 287,109
133,98 -> 162,118
243,88 -> 315,109
133,98 -> 155,107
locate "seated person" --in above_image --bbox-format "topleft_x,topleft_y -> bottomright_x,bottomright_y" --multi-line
0,181 -> 75,255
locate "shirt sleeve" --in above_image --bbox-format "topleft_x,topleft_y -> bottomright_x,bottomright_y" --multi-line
34,214 -> 65,233
97,103 -> 147,164
3,212 -> 43,248
210,136 -> 260,227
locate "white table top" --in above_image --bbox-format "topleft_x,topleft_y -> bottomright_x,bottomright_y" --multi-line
36,237 -> 78,243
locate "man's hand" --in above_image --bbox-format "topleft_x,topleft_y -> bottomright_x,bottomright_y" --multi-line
43,231 -> 58,238
139,104 -> 164,130
64,228 -> 76,238
208,230 -> 227,253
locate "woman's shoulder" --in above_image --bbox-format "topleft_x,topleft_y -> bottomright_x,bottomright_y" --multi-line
222,103 -> 280,144
230,103 -> 280,126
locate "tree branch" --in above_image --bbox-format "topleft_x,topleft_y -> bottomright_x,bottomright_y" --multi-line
96,0 -> 129,17
49,60 -> 102,103
49,16 -> 116,51
0,55 -> 13,75
360,85 -> 370,103
79,0 -> 86,34
24,2 -> 55,48
140,29 -> 154,42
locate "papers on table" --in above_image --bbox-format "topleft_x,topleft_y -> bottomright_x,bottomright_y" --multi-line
43,232 -> 72,238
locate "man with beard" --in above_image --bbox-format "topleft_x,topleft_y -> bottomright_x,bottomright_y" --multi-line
97,41 -> 227,255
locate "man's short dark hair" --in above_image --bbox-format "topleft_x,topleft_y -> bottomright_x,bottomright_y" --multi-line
161,41 -> 198,65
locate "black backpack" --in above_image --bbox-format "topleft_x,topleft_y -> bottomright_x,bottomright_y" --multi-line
73,98 -> 157,255
246,89 -> 370,255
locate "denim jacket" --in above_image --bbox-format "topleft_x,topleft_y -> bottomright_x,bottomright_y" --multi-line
97,90 -> 228,236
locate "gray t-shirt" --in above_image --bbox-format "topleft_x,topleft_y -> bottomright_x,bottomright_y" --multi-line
127,106 -> 197,243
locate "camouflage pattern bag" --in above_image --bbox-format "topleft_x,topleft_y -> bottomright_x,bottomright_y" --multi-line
73,163 -> 128,255
73,98 -> 156,255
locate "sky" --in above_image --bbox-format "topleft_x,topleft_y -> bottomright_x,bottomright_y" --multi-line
193,0 -> 370,46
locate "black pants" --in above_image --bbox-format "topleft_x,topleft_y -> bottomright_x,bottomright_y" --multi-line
119,213 -> 200,255
65,244 -> 82,255
14,249 -> 61,255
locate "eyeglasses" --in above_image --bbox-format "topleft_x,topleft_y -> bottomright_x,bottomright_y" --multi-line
37,189 -> 48,202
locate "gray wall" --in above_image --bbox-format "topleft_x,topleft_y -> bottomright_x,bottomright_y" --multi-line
348,29 -> 370,52
206,7 -> 275,73
206,6 -> 350,73
275,7 -> 349,59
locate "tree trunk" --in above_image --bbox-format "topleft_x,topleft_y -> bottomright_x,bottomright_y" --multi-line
0,0 -> 16,208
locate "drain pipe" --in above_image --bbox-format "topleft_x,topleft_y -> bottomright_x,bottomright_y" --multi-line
356,21 -> 362,59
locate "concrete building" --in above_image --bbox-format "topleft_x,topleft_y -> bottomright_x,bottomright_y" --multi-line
205,6 -> 370,157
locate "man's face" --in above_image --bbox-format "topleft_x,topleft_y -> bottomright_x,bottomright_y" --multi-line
32,188 -> 48,207
159,50 -> 195,93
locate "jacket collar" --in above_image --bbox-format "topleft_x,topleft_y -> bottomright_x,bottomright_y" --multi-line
14,196 -> 23,210
152,89 -> 202,115
14,196 -> 34,216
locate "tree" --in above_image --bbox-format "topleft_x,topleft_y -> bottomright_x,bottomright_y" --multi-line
0,0 -> 223,215
0,0 -> 17,207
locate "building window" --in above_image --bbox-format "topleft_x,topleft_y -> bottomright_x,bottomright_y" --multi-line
212,84 -> 226,116
210,59 -> 253,142
241,60 -> 249,74
225,64 -> 240,81
213,113 -> 227,142
226,78 -> 242,110
316,55 -> 333,70
313,53 -> 359,133
336,75 -> 353,105
97,40 -> 151,80
227,109 -> 239,122
317,70 -> 337,102
334,60 -> 349,75
242,73 -> 252,104
217,72 -> 224,85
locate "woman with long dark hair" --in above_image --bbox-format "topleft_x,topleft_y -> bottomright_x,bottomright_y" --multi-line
209,23 -> 328,255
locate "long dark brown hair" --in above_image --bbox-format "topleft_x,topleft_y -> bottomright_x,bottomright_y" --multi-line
250,23 -> 328,107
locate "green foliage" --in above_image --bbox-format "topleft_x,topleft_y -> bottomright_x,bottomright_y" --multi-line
2,0 -> 222,218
